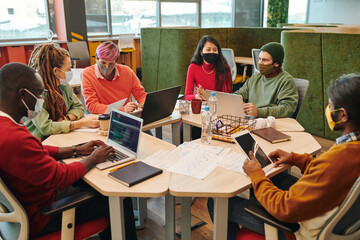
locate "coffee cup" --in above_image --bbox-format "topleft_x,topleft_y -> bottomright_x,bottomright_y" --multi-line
191,99 -> 202,114
98,114 -> 110,131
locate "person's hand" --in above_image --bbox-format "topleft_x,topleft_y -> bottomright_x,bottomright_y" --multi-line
244,102 -> 258,117
124,102 -> 138,113
243,151 -> 263,176
77,116 -> 100,128
268,149 -> 292,168
195,85 -> 206,100
67,113 -> 77,121
89,145 -> 115,165
76,140 -> 106,155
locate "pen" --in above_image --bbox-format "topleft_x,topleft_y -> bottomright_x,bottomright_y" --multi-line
109,161 -> 136,172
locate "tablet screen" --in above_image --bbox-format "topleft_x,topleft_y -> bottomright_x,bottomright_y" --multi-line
234,133 -> 272,168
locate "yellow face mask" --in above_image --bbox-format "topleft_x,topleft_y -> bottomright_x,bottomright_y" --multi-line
325,104 -> 343,131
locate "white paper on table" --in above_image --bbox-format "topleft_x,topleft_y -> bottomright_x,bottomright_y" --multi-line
73,127 -> 99,133
216,152 -> 248,175
172,142 -> 230,157
141,150 -> 181,170
167,150 -> 221,179
104,98 -> 127,114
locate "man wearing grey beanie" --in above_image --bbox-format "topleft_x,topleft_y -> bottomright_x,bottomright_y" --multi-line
234,42 -> 298,118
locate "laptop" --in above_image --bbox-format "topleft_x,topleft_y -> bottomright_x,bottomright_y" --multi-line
96,108 -> 143,170
132,85 -> 182,125
205,90 -> 245,118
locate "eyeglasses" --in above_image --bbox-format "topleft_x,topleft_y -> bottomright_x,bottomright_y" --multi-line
28,88 -> 48,99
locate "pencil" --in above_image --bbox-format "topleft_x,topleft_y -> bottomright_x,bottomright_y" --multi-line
109,161 -> 136,172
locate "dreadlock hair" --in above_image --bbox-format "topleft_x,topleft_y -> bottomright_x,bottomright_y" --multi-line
28,43 -> 70,121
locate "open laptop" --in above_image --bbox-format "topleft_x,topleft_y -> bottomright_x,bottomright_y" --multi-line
132,85 -> 181,125
96,108 -> 143,170
205,90 -> 245,118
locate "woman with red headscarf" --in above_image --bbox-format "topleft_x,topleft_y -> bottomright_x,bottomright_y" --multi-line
82,41 -> 147,114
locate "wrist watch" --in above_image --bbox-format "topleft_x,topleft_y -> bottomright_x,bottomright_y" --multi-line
72,145 -> 78,157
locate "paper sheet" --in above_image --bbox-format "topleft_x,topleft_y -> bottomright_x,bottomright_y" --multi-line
105,98 -> 127,114
216,152 -> 248,175
73,127 -> 99,133
141,150 -> 181,170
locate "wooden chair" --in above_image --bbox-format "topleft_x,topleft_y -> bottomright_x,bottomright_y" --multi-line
236,176 -> 360,240
0,178 -> 108,240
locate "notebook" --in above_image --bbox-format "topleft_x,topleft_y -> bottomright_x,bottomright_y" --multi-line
252,127 -> 291,144
232,130 -> 273,171
205,90 -> 245,118
108,161 -> 163,187
131,85 -> 182,125
96,108 -> 143,170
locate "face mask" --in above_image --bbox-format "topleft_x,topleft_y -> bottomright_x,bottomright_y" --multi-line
58,69 -> 73,85
98,63 -> 116,77
325,104 -> 343,131
20,89 -> 44,120
202,53 -> 218,64
259,63 -> 275,76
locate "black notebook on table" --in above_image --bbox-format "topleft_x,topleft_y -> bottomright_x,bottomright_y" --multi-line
108,161 -> 163,187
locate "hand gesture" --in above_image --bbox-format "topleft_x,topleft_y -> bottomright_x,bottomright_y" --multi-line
124,102 -> 138,113
77,140 -> 106,155
244,102 -> 258,117
268,149 -> 292,168
78,116 -> 100,128
243,151 -> 263,175
195,85 -> 206,100
90,145 -> 115,165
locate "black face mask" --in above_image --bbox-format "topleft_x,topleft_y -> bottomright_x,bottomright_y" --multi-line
202,53 -> 218,64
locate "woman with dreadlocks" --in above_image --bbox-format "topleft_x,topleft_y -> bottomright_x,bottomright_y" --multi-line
25,43 -> 99,140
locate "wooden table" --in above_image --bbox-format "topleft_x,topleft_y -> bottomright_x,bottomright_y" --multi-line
44,131 -> 176,240
170,117 -> 320,240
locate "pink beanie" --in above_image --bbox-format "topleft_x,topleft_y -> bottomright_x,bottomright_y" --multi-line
96,41 -> 120,61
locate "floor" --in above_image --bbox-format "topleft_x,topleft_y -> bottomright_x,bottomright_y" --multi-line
90,125 -> 335,240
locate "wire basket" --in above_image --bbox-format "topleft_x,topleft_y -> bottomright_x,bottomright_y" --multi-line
211,115 -> 255,143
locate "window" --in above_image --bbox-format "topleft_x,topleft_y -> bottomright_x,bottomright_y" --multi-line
0,0 -> 51,40
161,2 -> 198,27
85,0 -> 109,35
288,0 -> 308,24
202,0 -> 232,28
111,0 -> 157,35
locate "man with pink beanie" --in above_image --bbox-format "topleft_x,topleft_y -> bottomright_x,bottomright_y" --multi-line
82,41 -> 147,114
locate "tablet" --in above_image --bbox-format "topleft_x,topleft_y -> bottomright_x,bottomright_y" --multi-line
232,130 -> 273,170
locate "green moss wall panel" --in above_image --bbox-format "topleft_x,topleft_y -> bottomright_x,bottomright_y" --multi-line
282,31 -> 324,137
322,33 -> 360,140
157,28 -> 200,92
141,28 -> 162,92
227,27 -> 285,57
199,28 -> 229,48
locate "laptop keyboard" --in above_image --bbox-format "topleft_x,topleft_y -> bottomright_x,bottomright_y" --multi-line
108,148 -> 129,162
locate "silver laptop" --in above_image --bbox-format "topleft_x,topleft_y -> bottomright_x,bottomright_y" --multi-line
205,90 -> 245,118
96,108 -> 143,170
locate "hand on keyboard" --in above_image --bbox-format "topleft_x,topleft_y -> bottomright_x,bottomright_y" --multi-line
76,140 -> 107,155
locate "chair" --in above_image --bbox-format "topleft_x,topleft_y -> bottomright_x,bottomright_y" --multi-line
252,48 -> 260,73
236,176 -> 360,240
0,178 -> 109,240
118,34 -> 136,73
292,78 -> 310,120
67,41 -> 91,69
222,48 -> 237,82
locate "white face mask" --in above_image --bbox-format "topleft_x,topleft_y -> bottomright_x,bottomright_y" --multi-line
20,89 -> 45,120
58,69 -> 73,85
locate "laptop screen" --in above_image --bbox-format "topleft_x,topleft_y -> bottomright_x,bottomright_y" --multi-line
108,109 -> 142,153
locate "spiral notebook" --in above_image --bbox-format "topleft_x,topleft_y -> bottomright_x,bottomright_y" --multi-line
108,161 -> 163,187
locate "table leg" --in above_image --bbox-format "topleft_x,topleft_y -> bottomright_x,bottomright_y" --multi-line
155,127 -> 163,139
172,121 -> 181,146
109,196 -> 125,240
165,194 -> 175,240
213,198 -> 228,240
180,197 -> 191,239
183,123 -> 191,142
